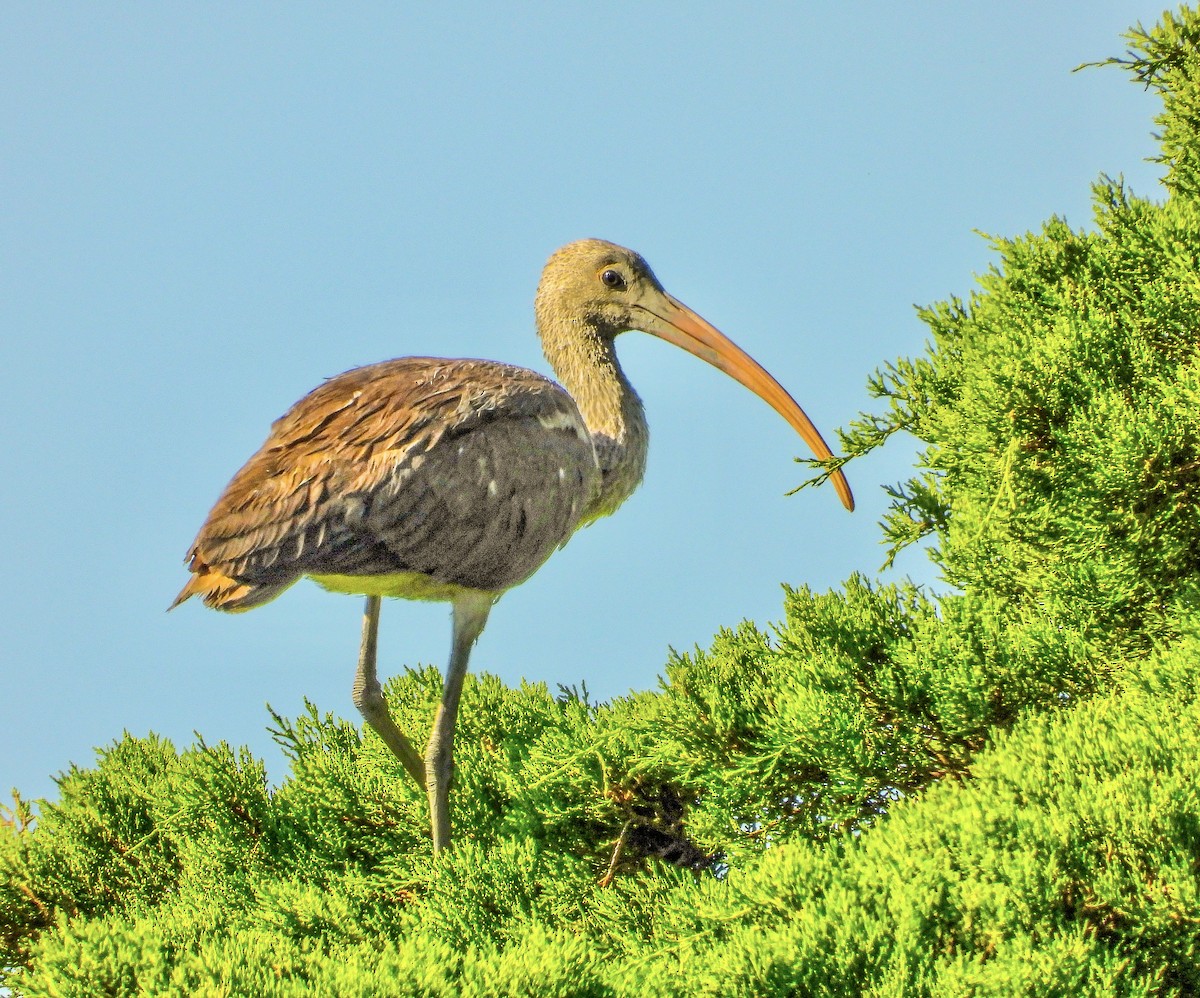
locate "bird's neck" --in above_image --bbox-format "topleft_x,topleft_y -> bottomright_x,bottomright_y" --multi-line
541,319 -> 649,520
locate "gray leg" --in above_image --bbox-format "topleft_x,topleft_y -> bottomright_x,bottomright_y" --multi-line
351,595 -> 426,790
426,592 -> 494,852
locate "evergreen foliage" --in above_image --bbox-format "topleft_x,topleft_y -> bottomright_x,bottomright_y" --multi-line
5,9 -> 1200,993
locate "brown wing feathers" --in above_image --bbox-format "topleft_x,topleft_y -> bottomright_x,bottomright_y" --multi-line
173,358 -> 597,612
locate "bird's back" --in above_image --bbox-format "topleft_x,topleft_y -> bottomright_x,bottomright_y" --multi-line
174,357 -> 600,611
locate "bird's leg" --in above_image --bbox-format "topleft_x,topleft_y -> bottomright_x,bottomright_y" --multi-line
426,592 -> 493,852
351,595 -> 426,790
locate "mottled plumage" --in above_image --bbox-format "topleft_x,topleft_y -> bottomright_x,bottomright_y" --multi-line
174,358 -> 598,611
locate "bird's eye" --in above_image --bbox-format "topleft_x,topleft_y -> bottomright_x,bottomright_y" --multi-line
600,268 -> 626,290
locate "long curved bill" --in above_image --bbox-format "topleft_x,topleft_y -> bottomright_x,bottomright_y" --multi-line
639,294 -> 855,511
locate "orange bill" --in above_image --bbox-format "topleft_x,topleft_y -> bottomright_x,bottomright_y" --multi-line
638,295 -> 854,511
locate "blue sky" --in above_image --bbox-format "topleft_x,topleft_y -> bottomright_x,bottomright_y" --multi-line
3,3 -> 1167,803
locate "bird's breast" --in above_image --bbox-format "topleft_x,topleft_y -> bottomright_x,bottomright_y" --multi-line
576,406 -> 650,524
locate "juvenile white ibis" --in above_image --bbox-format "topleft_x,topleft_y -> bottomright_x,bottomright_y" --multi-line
173,239 -> 854,852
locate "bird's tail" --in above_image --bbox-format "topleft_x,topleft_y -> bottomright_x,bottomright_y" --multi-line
169,563 -> 292,613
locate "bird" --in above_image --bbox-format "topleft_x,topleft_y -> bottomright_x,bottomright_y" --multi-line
172,238 -> 854,852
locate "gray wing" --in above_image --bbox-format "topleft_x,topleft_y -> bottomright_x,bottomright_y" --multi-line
180,357 -> 600,607
350,397 -> 599,591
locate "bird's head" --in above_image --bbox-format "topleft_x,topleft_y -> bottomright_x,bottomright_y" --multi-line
535,238 -> 855,511
535,238 -> 669,340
